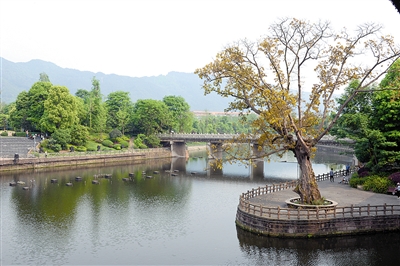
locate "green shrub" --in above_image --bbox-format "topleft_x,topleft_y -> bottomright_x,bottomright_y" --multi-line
119,140 -> 129,148
102,139 -> 114,148
362,175 -> 393,194
113,144 -> 121,150
75,146 -> 87,152
51,128 -> 71,150
133,134 -> 147,149
43,139 -> 62,152
40,139 -> 48,148
349,176 -> 365,188
109,129 -> 122,140
70,124 -> 89,146
85,141 -> 99,151
116,136 -> 130,142
14,132 -> 27,137
91,133 -> 108,143
311,197 -> 327,206
0,131 -> 8,136
144,134 -> 161,148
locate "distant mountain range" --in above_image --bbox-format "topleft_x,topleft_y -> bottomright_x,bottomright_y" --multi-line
1,57 -> 341,113
0,57 -> 231,111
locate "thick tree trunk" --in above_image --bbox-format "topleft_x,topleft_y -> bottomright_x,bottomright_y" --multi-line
292,141 -> 322,204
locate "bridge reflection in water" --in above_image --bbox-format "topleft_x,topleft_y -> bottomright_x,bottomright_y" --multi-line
186,151 -> 344,181
160,134 -> 353,180
168,152 -> 266,180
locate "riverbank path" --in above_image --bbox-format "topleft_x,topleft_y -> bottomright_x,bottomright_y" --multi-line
248,179 -> 400,207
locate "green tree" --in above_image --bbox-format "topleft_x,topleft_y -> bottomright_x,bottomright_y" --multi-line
39,72 -> 50,82
51,128 -> 71,150
26,81 -> 52,131
70,124 -> 89,146
333,60 -> 400,172
133,134 -> 147,149
75,79 -> 107,133
76,89 -> 90,100
105,91 -> 133,134
195,18 -> 400,204
0,113 -> 8,130
0,102 -> 8,128
8,91 -> 31,131
109,128 -> 123,140
74,96 -> 87,127
193,113 -> 216,133
369,61 -> 400,170
75,89 -> 91,127
86,77 -> 107,133
331,80 -> 374,139
163,95 -> 193,133
40,85 -> 78,133
132,99 -> 173,135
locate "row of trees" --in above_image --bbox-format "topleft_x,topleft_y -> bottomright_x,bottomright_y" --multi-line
0,75 -> 195,147
192,114 -> 256,134
0,74 -> 259,148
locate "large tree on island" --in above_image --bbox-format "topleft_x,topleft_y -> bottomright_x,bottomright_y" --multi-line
195,18 -> 400,204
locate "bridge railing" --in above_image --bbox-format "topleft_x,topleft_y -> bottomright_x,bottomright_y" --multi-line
158,133 -> 354,145
158,133 -> 242,141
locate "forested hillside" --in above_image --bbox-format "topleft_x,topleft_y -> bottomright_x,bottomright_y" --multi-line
0,57 -> 231,111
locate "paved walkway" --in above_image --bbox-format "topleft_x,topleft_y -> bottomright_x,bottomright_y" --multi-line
249,179 -> 400,207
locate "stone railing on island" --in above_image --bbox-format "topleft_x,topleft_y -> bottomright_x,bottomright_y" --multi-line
236,170 -> 400,238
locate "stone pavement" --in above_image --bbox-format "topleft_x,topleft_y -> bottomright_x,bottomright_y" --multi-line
249,178 -> 400,207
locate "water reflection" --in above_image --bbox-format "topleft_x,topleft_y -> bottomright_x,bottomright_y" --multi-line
189,146 -> 351,182
2,147 -> 371,265
8,165 -> 193,224
236,227 -> 400,265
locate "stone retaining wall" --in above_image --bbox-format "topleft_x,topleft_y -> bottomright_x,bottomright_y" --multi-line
236,205 -> 400,238
0,149 -> 171,172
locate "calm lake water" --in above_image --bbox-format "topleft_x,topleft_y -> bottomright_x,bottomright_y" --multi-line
1,147 -> 399,265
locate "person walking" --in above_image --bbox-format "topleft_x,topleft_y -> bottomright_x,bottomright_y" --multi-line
394,183 -> 400,199
330,168 -> 334,182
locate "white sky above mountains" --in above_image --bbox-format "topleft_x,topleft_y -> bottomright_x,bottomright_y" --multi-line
1,0 -> 400,78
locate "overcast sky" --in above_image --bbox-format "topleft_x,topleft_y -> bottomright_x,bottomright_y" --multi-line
1,0 -> 399,78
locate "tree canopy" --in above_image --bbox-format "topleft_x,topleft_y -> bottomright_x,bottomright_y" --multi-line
40,85 -> 78,133
132,99 -> 173,135
26,81 -> 52,130
39,72 -> 50,82
162,95 -> 193,133
195,18 -> 400,204
105,91 -> 133,134
333,60 -> 400,172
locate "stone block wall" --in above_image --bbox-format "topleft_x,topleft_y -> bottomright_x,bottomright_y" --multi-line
236,208 -> 400,238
